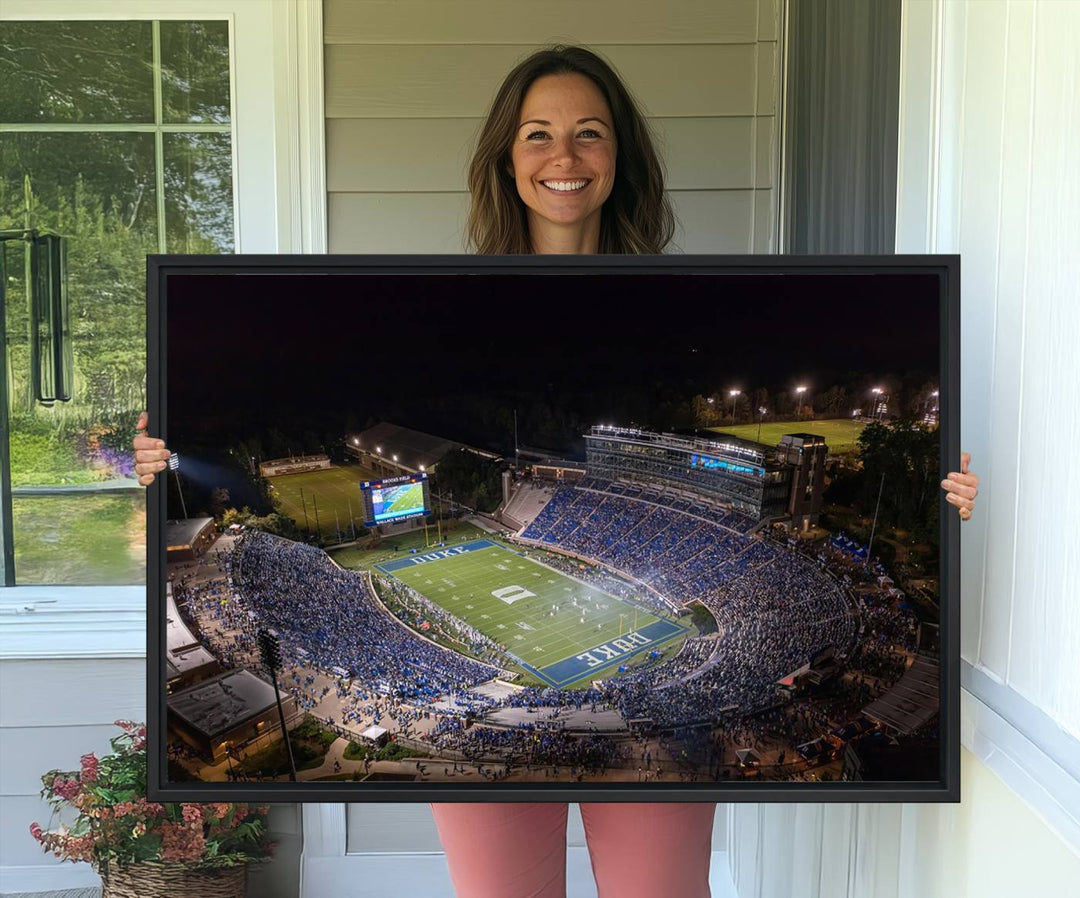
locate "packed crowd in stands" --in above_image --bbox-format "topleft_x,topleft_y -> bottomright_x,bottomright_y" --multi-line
517,482 -> 858,724
234,531 -> 504,702
172,548 -> 261,671
169,465 -> 928,773
371,574 -> 517,670
425,713 -> 624,776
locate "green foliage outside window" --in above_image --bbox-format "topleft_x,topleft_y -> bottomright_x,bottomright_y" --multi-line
0,20 -> 233,584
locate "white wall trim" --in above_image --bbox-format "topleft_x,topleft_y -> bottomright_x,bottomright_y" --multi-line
0,587 -> 145,659
895,0 -> 944,253
961,669 -> 1080,855
272,0 -> 328,254
301,803 -> 348,859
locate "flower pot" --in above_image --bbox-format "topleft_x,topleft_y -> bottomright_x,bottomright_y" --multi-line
101,862 -> 247,898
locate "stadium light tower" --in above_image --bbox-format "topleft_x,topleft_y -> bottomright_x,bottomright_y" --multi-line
167,453 -> 187,519
757,406 -> 767,444
871,387 -> 885,421
795,385 -> 808,416
257,628 -> 297,782
729,389 -> 741,423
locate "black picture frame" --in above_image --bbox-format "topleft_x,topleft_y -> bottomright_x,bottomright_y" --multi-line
147,253 -> 960,803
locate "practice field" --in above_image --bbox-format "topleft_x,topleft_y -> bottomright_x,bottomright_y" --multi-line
269,464 -> 375,537
710,419 -> 867,454
375,540 -> 691,689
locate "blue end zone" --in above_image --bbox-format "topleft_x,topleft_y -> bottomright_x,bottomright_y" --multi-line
375,539 -> 509,574
536,618 -> 686,688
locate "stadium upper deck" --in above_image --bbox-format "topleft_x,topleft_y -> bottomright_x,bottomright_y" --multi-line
584,426 -> 791,519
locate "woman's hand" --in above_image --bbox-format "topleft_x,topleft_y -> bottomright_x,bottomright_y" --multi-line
133,411 -> 171,486
941,452 -> 979,521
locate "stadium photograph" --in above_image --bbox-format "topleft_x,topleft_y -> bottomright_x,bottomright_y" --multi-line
157,266 -> 947,793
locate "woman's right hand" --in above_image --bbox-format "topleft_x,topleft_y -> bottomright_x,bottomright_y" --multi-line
133,411 -> 171,486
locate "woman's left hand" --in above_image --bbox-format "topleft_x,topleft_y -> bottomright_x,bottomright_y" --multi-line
941,452 -> 979,521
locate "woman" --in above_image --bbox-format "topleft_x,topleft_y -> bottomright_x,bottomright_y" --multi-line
135,45 -> 979,898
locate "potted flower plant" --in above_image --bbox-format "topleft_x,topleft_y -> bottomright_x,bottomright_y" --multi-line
30,720 -> 275,898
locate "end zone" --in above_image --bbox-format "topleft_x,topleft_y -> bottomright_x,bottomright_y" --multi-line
374,538 -> 510,574
536,618 -> 687,688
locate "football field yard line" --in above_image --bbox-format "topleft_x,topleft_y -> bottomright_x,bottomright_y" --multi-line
374,540 -> 687,683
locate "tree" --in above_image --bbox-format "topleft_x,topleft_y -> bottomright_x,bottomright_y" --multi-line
819,385 -> 849,418
691,395 -> 721,428
210,487 -> 231,518
856,419 -> 939,542
431,448 -> 501,513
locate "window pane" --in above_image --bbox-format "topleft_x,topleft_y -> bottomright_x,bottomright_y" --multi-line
2,131 -> 155,585
12,492 -> 146,585
160,21 -> 232,124
1,20 -> 234,586
1,131 -> 157,456
0,21 -> 154,124
164,133 -> 235,253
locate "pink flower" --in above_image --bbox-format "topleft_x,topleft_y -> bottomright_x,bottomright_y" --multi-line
52,778 -> 80,801
80,753 -> 99,782
138,799 -> 166,818
209,802 -> 233,820
181,804 -> 202,824
29,822 -> 43,842
160,821 -> 206,863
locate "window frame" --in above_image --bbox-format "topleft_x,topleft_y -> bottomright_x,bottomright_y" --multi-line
0,0 -> 326,656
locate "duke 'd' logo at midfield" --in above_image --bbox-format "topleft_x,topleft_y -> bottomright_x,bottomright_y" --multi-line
576,631 -> 652,667
491,585 -> 537,605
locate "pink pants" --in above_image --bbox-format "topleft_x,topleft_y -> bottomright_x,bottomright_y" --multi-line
430,802 -> 716,898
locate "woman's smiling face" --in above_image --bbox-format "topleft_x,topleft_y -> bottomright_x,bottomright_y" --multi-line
509,73 -> 617,243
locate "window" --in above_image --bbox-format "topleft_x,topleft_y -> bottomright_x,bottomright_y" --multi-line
1,19 -> 234,584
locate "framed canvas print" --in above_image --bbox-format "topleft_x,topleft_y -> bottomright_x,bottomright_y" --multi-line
148,254 -> 960,802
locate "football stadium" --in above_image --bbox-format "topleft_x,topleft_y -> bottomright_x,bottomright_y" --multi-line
167,417 -> 933,785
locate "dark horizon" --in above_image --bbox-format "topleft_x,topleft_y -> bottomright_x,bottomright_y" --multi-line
167,270 -> 940,455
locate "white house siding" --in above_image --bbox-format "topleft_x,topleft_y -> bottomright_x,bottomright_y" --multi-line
324,0 -> 781,254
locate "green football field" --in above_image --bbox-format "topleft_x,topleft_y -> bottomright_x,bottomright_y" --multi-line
268,465 -> 377,537
710,419 -> 867,454
376,541 -> 692,688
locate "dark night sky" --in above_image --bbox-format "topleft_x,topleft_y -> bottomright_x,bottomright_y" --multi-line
166,270 -> 939,454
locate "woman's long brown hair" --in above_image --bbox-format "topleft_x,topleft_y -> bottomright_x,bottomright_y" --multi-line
466,46 -> 676,255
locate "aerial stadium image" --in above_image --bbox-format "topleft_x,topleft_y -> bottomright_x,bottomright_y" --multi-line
160,269 -> 945,789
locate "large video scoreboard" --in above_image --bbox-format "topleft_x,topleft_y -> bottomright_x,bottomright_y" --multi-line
359,473 -> 431,527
